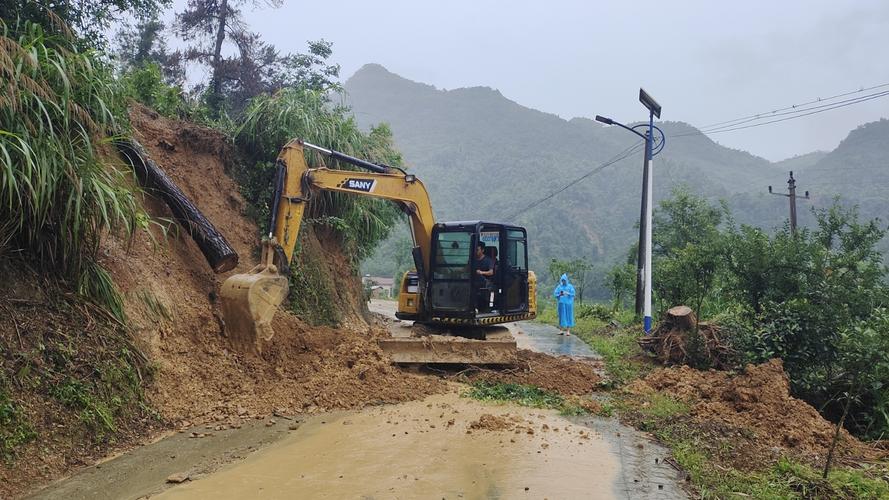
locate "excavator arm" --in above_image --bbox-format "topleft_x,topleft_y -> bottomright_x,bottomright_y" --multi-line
273,140 -> 435,275
220,139 -> 434,352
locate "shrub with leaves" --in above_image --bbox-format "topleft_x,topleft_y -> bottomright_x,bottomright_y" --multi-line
119,62 -> 186,117
0,19 -> 141,316
234,87 -> 403,263
229,88 -> 404,324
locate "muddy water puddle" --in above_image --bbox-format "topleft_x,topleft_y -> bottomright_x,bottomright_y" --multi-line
158,389 -> 619,499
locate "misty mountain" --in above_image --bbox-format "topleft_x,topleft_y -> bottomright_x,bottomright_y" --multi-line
346,64 -> 888,295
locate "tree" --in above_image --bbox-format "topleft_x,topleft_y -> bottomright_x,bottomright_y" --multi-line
116,15 -> 184,84
653,185 -> 723,257
648,188 -> 725,315
176,0 -> 339,116
605,262 -> 635,311
1,0 -> 170,46
823,310 -> 889,476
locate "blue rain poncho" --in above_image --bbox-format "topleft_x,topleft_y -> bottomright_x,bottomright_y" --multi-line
553,274 -> 575,328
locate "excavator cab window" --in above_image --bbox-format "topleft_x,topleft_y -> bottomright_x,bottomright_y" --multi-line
502,228 -> 529,313
429,230 -> 473,313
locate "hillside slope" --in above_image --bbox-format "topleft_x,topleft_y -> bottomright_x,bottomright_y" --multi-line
0,107 -> 444,498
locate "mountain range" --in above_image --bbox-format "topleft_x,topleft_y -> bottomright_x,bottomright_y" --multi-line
346,64 -> 889,296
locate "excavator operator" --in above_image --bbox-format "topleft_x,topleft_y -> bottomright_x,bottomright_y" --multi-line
474,242 -> 495,311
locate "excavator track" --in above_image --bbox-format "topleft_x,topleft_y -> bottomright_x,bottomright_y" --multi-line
378,323 -> 518,365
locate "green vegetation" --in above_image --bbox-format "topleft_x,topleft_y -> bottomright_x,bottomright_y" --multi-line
0,377 -> 35,462
599,188 -> 889,439
119,62 -> 186,117
0,283 -> 154,458
613,388 -> 889,499
464,381 -> 596,417
0,18 -> 144,317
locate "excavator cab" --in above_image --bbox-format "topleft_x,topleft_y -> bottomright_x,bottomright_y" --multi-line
396,222 -> 536,325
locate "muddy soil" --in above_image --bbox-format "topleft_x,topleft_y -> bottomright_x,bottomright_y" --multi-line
33,389 -> 685,500
102,106 -> 447,425
3,107 -> 447,499
628,359 -> 879,466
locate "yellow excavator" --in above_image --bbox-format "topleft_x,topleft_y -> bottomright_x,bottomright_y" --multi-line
220,140 -> 536,363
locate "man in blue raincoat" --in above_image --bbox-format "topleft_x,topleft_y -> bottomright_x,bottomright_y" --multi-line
553,274 -> 575,336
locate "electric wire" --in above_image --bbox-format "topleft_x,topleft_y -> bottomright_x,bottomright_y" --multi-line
675,90 -> 889,138
698,81 -> 889,130
504,141 -> 645,221
699,89 -> 889,134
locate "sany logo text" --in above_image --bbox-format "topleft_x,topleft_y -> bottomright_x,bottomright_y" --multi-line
342,178 -> 376,192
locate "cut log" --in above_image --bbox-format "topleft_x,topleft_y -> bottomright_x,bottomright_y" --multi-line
116,139 -> 239,273
665,305 -> 697,330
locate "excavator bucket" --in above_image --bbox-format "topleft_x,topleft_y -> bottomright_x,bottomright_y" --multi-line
219,241 -> 288,352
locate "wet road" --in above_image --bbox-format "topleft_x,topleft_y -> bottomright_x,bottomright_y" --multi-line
513,321 -> 601,359
155,390 -> 623,500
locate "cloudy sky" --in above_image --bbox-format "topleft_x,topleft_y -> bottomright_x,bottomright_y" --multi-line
163,0 -> 889,161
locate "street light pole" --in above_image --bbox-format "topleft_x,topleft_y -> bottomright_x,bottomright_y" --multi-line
596,88 -> 662,334
642,109 -> 655,334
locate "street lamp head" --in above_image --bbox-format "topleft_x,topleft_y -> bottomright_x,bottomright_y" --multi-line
595,115 -> 614,125
639,88 -> 662,118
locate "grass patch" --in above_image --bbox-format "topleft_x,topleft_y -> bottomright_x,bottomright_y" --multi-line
464,381 -> 603,417
0,381 -> 36,462
466,381 -> 564,409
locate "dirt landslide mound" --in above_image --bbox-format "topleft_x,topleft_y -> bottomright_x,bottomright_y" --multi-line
104,105 -> 445,423
628,359 -> 874,463
461,350 -> 602,396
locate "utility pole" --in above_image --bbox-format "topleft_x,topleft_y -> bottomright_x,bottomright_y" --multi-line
595,89 -> 664,334
769,171 -> 810,234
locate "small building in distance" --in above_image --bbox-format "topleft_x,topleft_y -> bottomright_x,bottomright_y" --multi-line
362,275 -> 395,299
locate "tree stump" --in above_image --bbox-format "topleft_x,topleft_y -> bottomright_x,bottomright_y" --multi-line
665,305 -> 697,330
639,305 -> 735,369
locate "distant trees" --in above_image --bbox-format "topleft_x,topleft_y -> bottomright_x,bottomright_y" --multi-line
117,16 -> 183,84
548,258 -> 593,302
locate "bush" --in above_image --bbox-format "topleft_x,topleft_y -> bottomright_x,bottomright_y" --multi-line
0,19 -> 142,316
119,62 -> 187,117
619,188 -> 889,437
576,303 -> 613,322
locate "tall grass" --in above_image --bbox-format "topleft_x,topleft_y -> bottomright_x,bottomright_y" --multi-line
0,18 -> 139,316
233,88 -> 403,263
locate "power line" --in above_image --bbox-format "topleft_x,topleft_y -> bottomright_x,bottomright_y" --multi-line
700,89 -> 889,133
504,141 -> 645,221
674,90 -> 889,138
698,82 -> 889,130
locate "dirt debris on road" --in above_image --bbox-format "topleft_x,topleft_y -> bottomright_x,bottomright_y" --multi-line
627,358 -> 878,465
457,349 -> 602,396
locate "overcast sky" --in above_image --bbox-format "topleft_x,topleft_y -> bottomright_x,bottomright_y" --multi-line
163,0 -> 889,161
